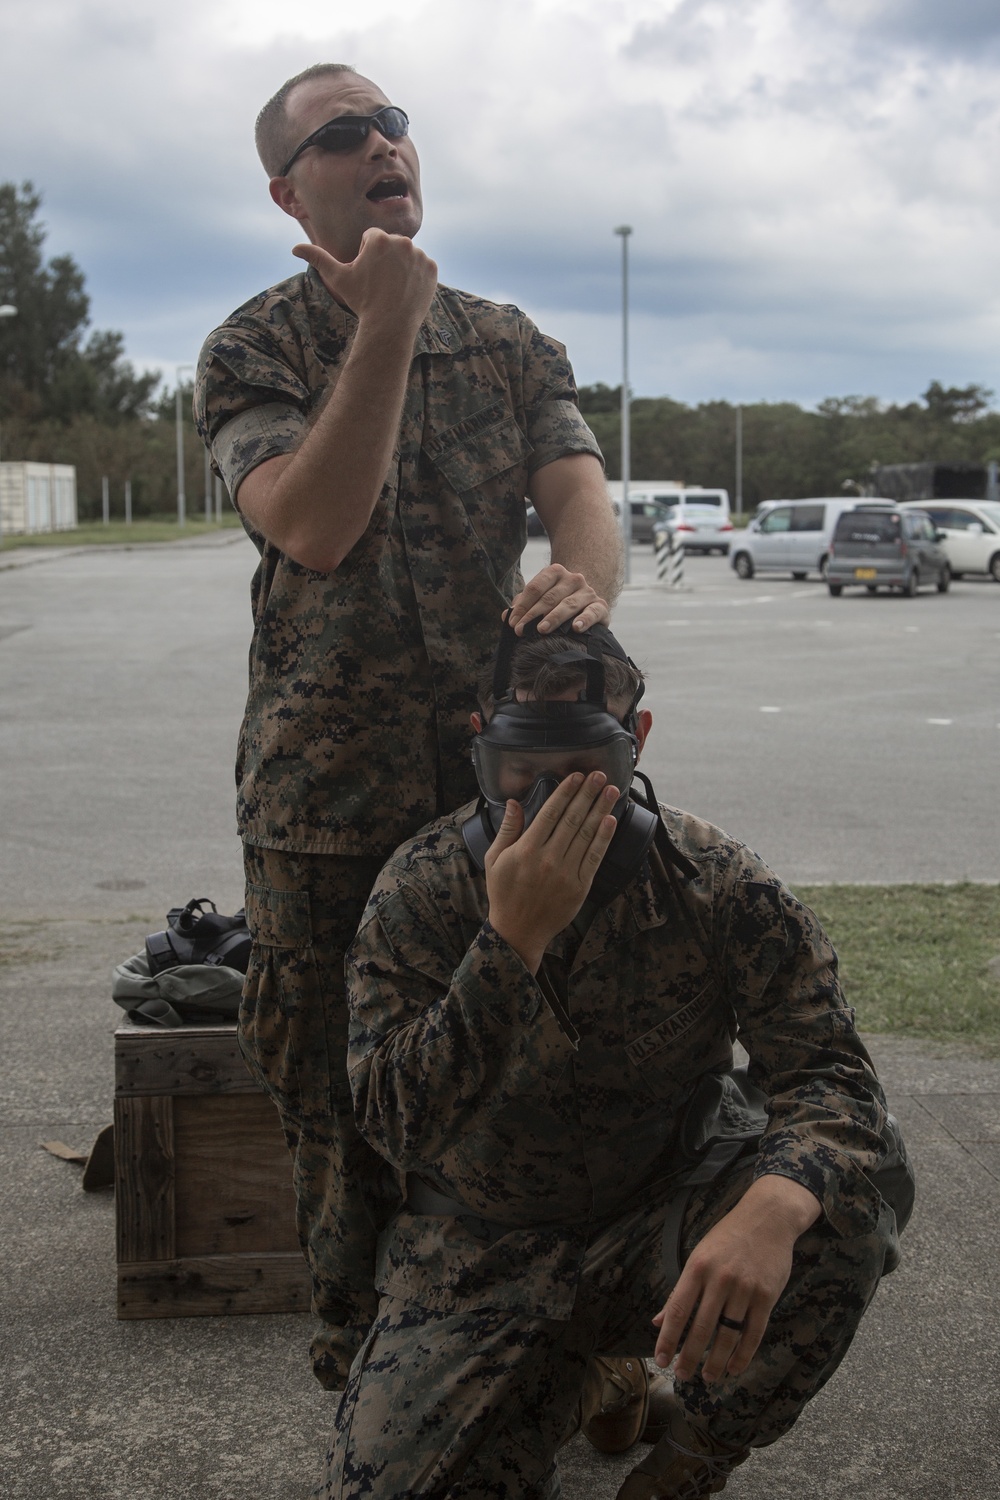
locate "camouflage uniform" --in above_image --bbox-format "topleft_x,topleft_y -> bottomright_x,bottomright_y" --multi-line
193,270 -> 602,1384
319,803 -> 895,1497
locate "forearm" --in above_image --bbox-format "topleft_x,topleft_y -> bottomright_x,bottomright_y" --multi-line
736,1172 -> 822,1236
530,453 -> 624,610
348,916 -> 574,1167
238,316 -> 416,570
721,851 -> 888,1236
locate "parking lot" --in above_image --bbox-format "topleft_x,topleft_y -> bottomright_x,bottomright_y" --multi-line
1,531 -> 997,1500
532,536 -> 999,884
0,531 -> 997,928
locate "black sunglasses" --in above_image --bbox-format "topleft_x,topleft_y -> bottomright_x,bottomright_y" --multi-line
280,106 -> 409,176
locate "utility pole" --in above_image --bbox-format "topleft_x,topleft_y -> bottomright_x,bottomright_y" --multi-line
614,226 -> 633,583
0,308 -> 17,516
175,364 -> 195,526
735,405 -> 743,516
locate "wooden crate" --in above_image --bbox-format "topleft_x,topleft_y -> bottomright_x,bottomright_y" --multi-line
115,1019 -> 311,1319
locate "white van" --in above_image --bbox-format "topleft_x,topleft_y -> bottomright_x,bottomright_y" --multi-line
607,482 -> 733,553
730,497 -> 859,580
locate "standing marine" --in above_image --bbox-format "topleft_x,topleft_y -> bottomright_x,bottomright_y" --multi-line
193,63 -> 623,1390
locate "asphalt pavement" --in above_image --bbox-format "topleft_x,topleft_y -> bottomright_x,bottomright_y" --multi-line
1,532 -> 998,1497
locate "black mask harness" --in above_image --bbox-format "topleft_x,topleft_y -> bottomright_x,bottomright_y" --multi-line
462,618 -> 697,906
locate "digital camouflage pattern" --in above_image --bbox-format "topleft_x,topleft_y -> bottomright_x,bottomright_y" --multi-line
195,270 -> 602,1386
240,844 -> 396,1386
347,801 -> 889,1252
194,269 -> 602,856
323,802 -> 896,1495
317,1162 -> 888,1497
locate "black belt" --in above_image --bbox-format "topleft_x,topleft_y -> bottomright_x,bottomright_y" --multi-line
405,1174 -> 511,1245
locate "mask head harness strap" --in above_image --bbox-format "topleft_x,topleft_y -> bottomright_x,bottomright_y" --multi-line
462,616 -> 657,905
488,615 -> 643,729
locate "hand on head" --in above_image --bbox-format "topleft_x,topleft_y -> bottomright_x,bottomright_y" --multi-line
507,564 -> 611,637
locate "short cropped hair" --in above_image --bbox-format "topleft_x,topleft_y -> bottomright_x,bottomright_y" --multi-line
255,63 -> 358,177
479,630 -> 644,720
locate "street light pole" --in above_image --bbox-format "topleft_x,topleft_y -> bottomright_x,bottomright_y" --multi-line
0,304 -> 17,468
613,226 -> 633,584
735,405 -> 743,516
175,363 -> 195,526
0,306 -> 18,539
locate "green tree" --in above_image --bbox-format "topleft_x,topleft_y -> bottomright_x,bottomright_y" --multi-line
578,382 -> 623,414
0,181 -> 157,424
578,383 -> 1000,508
921,380 -> 993,424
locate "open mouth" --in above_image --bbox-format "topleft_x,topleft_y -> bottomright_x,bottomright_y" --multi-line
367,176 -> 408,202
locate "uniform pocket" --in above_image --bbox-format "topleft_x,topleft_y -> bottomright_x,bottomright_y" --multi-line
375,1209 -> 581,1319
625,984 -> 731,1101
425,401 -> 532,584
424,400 -> 531,491
244,879 -> 312,948
240,880 -> 340,1118
725,881 -> 790,998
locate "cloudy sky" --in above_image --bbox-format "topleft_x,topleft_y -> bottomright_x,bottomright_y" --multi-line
3,0 -> 1000,407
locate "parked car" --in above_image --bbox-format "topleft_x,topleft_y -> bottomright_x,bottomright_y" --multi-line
607,484 -> 734,553
898,499 -> 1000,582
730,497 -> 859,580
667,490 -> 734,554
609,496 -> 682,544
525,503 -> 546,537
825,505 -> 950,596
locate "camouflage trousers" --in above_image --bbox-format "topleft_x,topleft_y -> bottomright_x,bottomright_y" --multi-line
316,1155 -> 890,1499
240,846 -> 400,1389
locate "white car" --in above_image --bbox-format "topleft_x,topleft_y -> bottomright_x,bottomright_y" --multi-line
607,484 -> 734,553
899,500 -> 1000,581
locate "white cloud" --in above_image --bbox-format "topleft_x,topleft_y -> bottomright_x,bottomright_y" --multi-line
2,0 -> 1000,404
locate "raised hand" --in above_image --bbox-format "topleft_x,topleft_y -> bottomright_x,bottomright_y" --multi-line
293,228 -> 437,336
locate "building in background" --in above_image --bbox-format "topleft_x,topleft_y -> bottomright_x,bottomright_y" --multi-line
0,462 -> 77,535
873,461 -> 1000,505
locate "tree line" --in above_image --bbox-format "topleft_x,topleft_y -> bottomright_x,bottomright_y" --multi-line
3,179 -> 1000,521
0,182 -> 208,519
580,383 -> 1000,509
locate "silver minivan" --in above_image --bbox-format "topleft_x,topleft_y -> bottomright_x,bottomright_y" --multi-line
730,498 -> 858,580
826,505 -> 950,596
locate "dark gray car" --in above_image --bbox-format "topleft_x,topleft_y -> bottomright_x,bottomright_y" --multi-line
826,505 -> 950,596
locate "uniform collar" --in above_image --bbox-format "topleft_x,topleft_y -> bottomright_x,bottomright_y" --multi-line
305,268 -> 459,356
415,289 -> 463,356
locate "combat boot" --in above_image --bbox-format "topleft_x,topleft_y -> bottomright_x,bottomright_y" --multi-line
615,1391 -> 749,1499
580,1357 -> 675,1454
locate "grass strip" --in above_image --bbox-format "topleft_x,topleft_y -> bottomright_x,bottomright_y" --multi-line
796,883 -> 1000,1055
0,514 -> 244,549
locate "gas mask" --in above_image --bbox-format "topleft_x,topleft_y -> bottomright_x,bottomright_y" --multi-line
462,619 -> 660,906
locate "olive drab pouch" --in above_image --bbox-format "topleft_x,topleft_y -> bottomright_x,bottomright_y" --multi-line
111,898 -> 251,1028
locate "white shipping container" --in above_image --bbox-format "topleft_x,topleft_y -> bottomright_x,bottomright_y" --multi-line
0,462 -> 77,535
